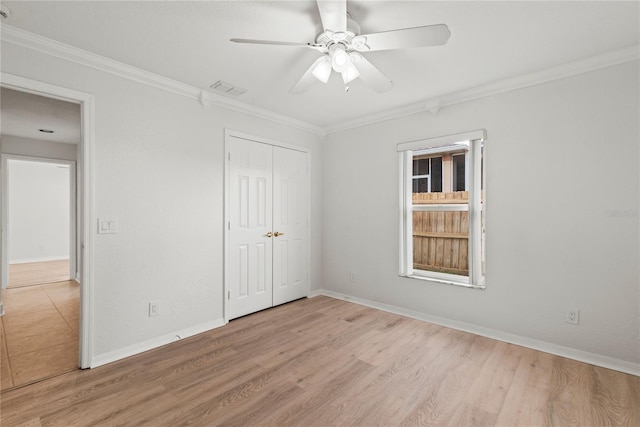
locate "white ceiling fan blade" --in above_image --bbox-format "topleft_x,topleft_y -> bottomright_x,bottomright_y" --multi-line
351,53 -> 394,93
231,38 -> 320,49
289,56 -> 327,94
317,0 -> 346,33
354,24 -> 451,52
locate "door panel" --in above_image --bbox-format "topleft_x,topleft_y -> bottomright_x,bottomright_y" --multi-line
227,137 -> 273,320
272,147 -> 309,306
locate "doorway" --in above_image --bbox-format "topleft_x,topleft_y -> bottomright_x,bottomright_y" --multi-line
4,157 -> 76,289
0,73 -> 95,376
224,131 -> 310,321
0,120 -> 80,391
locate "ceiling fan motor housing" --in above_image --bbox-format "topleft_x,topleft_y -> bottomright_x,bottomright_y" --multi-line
316,14 -> 361,50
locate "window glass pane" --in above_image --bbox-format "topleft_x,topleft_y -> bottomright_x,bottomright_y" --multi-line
431,157 -> 442,192
453,154 -> 466,191
413,177 -> 429,193
412,210 -> 469,276
413,158 -> 430,176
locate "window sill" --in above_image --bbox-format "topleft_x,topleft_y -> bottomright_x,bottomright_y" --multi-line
402,273 -> 485,290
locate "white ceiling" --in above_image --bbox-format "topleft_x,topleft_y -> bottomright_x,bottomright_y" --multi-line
1,87 -> 81,144
2,1 -> 639,130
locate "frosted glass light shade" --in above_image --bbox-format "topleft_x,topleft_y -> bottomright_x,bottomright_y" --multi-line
311,56 -> 332,83
341,62 -> 360,84
330,44 -> 349,73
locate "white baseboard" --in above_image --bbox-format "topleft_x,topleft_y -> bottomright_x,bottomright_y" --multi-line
90,318 -> 225,368
9,256 -> 70,264
310,289 -> 640,377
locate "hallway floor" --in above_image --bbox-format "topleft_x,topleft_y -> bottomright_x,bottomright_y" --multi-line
1,280 -> 79,391
8,259 -> 70,288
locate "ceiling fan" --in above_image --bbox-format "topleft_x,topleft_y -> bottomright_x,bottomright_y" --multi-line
230,0 -> 450,94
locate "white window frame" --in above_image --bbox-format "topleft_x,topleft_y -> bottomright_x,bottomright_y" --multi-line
398,130 -> 486,288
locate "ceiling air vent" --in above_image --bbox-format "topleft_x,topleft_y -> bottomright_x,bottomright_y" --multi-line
210,81 -> 246,96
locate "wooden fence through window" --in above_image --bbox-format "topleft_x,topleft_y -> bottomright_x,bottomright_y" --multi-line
412,191 -> 469,276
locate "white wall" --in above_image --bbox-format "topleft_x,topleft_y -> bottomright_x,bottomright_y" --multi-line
1,41 -> 323,361
3,31 -> 636,372
322,61 -> 639,368
8,160 -> 70,262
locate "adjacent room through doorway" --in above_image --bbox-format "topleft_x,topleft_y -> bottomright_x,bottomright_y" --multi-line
0,88 -> 82,390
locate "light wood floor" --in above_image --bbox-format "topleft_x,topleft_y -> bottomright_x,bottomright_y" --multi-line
8,260 -> 71,288
1,296 -> 638,426
1,281 -> 79,391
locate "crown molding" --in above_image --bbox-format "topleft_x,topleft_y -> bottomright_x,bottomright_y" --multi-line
325,44 -> 640,134
1,25 -> 326,136
3,25 -> 636,137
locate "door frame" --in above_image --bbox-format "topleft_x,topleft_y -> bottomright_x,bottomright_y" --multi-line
223,129 -> 310,324
1,73 -> 95,369
1,155 -> 77,285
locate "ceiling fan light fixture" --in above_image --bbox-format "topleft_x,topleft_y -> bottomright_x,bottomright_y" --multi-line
341,61 -> 360,84
236,0 -> 450,94
330,44 -> 350,73
311,56 -> 332,83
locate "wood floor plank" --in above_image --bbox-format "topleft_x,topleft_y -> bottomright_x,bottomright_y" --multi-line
493,347 -> 555,426
202,378 -> 304,427
546,357 -> 640,426
1,296 -> 638,427
398,332 -> 498,426
167,365 -> 292,426
40,384 -> 169,426
262,358 -> 375,427
327,340 -> 434,425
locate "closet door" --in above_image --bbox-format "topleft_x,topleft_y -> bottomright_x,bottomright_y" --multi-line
272,147 -> 309,306
225,134 -> 310,320
227,137 -> 273,320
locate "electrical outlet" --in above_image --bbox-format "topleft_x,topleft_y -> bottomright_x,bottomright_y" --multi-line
149,301 -> 160,317
350,272 -> 357,282
565,309 -> 579,325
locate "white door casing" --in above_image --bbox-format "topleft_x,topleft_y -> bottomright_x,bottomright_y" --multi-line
227,136 -> 273,320
224,131 -> 310,321
0,72 -> 94,368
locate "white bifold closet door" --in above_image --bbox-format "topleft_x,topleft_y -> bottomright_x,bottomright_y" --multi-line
226,136 -> 309,320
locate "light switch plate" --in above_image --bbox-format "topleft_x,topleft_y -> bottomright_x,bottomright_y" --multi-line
97,218 -> 118,234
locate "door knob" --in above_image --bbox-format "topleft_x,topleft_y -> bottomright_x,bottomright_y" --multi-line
274,231 -> 284,237
265,232 -> 273,237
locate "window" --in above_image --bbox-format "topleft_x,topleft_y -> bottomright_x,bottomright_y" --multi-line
412,156 -> 442,193
398,130 -> 485,288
